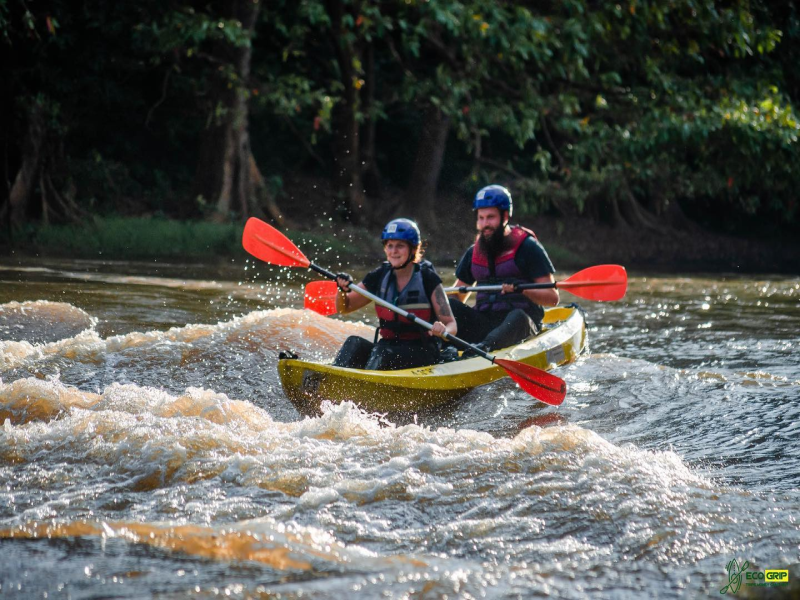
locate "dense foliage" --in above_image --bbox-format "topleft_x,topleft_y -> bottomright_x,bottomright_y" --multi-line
2,0 -> 798,237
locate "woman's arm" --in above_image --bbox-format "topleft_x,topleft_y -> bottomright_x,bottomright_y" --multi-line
336,280 -> 372,314
429,284 -> 458,338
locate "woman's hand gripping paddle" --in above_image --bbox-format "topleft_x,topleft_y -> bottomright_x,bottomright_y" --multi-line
242,217 -> 567,406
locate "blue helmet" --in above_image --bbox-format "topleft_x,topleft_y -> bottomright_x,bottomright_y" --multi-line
381,218 -> 421,246
473,185 -> 512,217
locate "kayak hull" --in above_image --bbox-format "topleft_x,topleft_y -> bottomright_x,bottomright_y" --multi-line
278,305 -> 586,415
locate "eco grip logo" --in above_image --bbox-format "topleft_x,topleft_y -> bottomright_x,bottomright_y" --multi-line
720,559 -> 790,594
720,559 -> 747,595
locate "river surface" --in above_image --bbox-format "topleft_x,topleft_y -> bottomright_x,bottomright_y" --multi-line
0,258 -> 798,599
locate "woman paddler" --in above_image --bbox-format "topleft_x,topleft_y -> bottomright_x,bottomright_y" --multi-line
332,218 -> 457,371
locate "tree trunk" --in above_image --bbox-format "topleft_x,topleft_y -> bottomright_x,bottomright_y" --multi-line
8,103 -> 45,227
646,168 -> 697,232
404,105 -> 450,225
326,0 -> 365,224
600,194 -> 626,228
0,89 -> 13,246
193,0 -> 261,223
248,152 -> 291,228
43,173 -> 85,224
361,43 -> 382,201
659,198 -> 696,232
586,179 -> 666,232
618,183 -> 664,232
330,100 -> 364,223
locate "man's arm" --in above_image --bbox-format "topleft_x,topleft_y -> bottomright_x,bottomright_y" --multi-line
521,274 -> 559,307
503,237 -> 559,306
453,247 -> 475,303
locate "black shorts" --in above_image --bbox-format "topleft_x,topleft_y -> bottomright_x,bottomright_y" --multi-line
333,335 -> 441,371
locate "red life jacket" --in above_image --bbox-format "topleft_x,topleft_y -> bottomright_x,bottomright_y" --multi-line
471,225 -> 537,313
374,262 -> 434,340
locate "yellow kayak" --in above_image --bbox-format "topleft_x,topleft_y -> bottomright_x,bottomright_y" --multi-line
278,305 -> 587,415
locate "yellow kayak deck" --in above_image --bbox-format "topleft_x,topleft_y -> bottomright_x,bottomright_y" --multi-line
278,305 -> 587,415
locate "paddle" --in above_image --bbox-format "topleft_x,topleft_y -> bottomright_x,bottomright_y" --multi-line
304,264 -> 628,316
242,217 -> 566,406
304,280 -> 339,316
446,264 -> 628,302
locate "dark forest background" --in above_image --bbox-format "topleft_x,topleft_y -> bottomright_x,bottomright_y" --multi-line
2,0 -> 799,259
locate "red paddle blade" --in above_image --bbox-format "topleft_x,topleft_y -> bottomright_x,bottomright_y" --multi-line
557,264 -> 627,301
304,280 -> 339,316
494,358 -> 567,406
242,218 -> 310,268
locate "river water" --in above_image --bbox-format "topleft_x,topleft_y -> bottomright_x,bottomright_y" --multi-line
0,258 -> 798,599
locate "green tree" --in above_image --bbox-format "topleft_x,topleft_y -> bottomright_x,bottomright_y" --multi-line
466,0 -> 799,230
2,0 -> 797,241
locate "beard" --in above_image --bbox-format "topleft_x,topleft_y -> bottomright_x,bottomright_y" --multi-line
477,225 -> 507,261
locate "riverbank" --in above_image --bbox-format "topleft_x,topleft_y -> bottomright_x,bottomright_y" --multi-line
526,214 -> 800,274
3,202 -> 798,275
389,212 -> 800,275
260,174 -> 800,274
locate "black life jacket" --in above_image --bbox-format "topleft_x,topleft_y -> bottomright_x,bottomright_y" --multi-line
375,261 -> 434,341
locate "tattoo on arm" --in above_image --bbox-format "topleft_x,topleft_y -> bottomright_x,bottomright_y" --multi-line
433,285 -> 454,318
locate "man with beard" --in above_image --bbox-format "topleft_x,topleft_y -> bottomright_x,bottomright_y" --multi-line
449,185 -> 559,355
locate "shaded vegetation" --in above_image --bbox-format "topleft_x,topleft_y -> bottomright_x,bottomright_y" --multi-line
2,0 -> 799,250
31,217 -> 245,258
27,217 -> 368,262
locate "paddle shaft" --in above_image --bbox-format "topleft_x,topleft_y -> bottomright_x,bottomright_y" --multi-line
445,280 -> 620,294
309,263 -> 496,362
